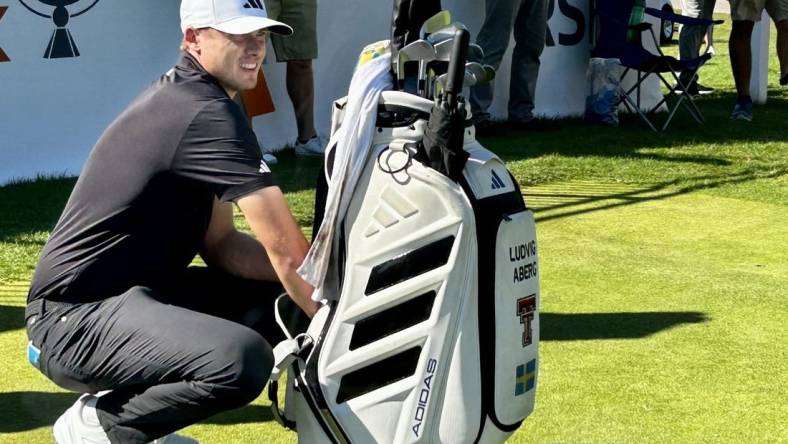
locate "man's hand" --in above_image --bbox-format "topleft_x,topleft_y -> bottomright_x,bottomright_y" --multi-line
237,187 -> 319,317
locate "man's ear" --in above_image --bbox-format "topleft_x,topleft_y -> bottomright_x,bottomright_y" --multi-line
183,27 -> 200,53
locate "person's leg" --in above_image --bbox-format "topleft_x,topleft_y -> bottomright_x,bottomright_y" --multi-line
765,0 -> 788,81
679,0 -> 715,87
469,0 -> 520,122
268,0 -> 319,149
778,20 -> 788,82
508,0 -> 549,123
729,19 -> 756,99
287,60 -> 317,142
29,287 -> 274,444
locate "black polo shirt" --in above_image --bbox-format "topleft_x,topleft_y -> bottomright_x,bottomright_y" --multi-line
28,52 -> 275,304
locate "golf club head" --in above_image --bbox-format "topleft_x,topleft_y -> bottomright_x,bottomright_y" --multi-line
483,65 -> 496,82
463,69 -> 479,87
420,10 -> 452,39
425,22 -> 468,46
465,62 -> 487,85
434,69 -> 478,96
396,39 -> 437,87
434,73 -> 449,96
398,40 -> 436,64
433,38 -> 455,62
468,44 -> 485,63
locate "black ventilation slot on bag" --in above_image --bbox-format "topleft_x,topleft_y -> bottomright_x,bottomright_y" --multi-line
336,346 -> 422,404
365,236 -> 455,295
349,291 -> 436,351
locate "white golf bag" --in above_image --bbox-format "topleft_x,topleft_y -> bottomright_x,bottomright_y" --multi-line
268,32 -> 540,444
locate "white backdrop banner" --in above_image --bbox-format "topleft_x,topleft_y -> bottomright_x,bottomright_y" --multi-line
1,0 -> 670,183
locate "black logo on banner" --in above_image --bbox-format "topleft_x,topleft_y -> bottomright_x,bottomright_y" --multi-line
0,6 -> 9,62
18,0 -> 101,58
545,0 -> 586,47
516,295 -> 536,347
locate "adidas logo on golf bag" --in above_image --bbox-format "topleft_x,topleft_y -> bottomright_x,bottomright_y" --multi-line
243,0 -> 264,9
491,169 -> 506,190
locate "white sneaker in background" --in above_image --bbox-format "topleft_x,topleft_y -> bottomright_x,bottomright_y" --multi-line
262,152 -> 278,165
294,136 -> 325,157
53,394 -> 110,444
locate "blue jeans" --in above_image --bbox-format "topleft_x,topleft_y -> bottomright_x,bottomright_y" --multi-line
470,0 -> 549,122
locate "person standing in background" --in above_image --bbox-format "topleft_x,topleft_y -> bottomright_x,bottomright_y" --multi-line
470,0 -> 549,135
678,0 -> 718,95
728,0 -> 788,121
263,0 -> 324,156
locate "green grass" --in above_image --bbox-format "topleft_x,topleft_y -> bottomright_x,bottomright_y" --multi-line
2,18 -> 787,443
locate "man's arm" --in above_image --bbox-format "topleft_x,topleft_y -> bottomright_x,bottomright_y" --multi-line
201,197 -> 278,282
236,187 -> 319,317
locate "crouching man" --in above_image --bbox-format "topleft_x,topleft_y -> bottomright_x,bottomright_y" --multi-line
24,0 -> 319,442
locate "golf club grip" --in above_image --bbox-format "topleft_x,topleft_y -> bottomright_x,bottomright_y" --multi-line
444,28 -> 469,109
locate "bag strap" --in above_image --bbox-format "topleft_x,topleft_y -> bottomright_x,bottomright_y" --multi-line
268,333 -> 313,429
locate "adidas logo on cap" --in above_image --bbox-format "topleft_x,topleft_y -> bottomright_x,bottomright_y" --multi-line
243,0 -> 264,9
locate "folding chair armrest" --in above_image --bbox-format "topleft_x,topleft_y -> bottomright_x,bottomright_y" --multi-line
644,7 -> 724,27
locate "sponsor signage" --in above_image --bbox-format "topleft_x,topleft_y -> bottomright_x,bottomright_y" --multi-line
18,0 -> 102,58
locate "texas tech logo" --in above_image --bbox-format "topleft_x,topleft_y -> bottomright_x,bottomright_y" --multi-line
516,295 -> 536,347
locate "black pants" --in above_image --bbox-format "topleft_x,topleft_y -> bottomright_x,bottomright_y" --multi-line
26,267 -> 287,443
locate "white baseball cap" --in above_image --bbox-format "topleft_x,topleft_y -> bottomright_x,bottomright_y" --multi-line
180,0 -> 293,35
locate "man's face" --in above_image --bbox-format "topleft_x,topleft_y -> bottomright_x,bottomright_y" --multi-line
191,28 -> 267,97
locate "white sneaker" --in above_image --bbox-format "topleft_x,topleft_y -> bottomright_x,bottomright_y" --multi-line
53,394 -> 110,444
53,393 -> 199,444
294,136 -> 324,157
150,433 -> 199,444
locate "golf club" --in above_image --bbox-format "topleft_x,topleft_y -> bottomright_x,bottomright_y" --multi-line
396,39 -> 437,92
419,10 -> 452,40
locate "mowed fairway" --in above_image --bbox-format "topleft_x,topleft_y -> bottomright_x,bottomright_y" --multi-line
1,16 -> 787,444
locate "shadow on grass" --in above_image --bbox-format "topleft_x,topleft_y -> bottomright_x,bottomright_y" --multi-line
0,161 -> 324,243
528,167 -> 787,223
541,311 -> 708,341
0,310 -> 705,433
0,305 -> 25,333
0,177 -> 76,244
485,94 -> 788,162
0,391 -> 79,433
0,392 -> 278,433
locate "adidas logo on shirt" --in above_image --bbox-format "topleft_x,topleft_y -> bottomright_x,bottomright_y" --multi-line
259,160 -> 271,174
243,0 -> 265,9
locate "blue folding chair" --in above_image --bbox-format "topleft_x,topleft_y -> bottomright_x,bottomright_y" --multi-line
592,0 -> 723,131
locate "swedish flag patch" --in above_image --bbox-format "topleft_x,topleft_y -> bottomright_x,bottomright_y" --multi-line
515,360 -> 536,396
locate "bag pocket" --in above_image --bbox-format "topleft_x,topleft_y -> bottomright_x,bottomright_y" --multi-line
492,209 -> 540,425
